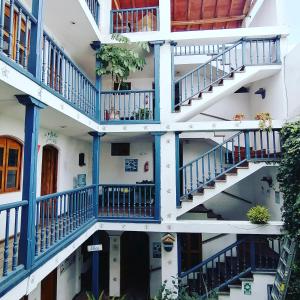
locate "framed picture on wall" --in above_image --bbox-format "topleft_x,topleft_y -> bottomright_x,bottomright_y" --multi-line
125,159 -> 138,172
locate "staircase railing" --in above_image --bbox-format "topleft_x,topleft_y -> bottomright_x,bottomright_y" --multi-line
179,236 -> 281,299
173,37 -> 280,111
179,129 -> 281,200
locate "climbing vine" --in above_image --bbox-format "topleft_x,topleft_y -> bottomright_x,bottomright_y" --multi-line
277,121 -> 300,299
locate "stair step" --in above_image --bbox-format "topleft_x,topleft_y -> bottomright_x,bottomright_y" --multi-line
228,284 -> 241,289
240,277 -> 254,282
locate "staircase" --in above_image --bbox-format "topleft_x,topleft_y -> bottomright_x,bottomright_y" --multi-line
179,236 -> 281,300
177,129 -> 281,216
172,37 -> 281,122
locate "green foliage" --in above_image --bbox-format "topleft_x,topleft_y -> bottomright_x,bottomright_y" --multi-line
277,121 -> 300,299
246,205 -> 271,224
134,108 -> 152,120
255,112 -> 272,131
96,34 -> 150,88
86,291 -> 126,300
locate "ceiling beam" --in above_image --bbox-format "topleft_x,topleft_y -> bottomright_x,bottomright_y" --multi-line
172,15 -> 246,26
226,0 -> 233,29
243,0 -> 252,15
113,0 -> 120,10
186,0 -> 192,30
131,0 -> 136,8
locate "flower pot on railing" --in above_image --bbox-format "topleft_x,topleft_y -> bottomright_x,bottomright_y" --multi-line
233,113 -> 245,121
255,112 -> 272,131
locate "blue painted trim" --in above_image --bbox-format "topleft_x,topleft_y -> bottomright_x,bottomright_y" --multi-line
92,232 -> 100,298
98,217 -> 161,224
175,132 -> 181,208
170,41 -> 177,112
27,0 -> 44,78
99,120 -> 161,125
16,95 -> 45,270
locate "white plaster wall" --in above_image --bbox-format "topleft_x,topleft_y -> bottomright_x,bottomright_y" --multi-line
0,112 -> 92,238
100,141 -> 154,184
27,283 -> 41,300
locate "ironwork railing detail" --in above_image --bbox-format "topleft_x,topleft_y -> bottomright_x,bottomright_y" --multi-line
0,201 -> 27,278
179,129 -> 281,199
173,37 -> 281,110
34,186 -> 94,257
85,0 -> 99,24
101,90 -> 154,122
98,184 -> 157,220
180,236 -> 281,298
111,7 -> 159,33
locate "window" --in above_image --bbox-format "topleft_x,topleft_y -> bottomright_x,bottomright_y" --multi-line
0,137 -> 22,194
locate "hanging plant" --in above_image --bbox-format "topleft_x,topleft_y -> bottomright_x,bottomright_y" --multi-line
246,205 -> 271,224
96,34 -> 150,90
255,112 -> 272,131
233,113 -> 245,121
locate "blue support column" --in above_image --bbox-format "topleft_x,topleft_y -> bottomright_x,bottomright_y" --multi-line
244,130 -> 251,160
28,0 -> 44,79
90,41 -> 102,123
150,41 -> 165,122
16,95 -> 46,269
151,132 -> 165,220
175,132 -> 181,208
89,131 -> 105,218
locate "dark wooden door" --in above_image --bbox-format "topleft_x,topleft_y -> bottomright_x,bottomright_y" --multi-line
41,268 -> 57,300
41,145 -> 58,196
181,233 -> 202,272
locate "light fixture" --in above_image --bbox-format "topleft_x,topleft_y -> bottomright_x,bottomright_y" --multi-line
261,176 -> 273,187
254,88 -> 266,99
161,233 -> 175,252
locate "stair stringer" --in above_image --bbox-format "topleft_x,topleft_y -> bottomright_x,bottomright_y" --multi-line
218,272 -> 276,300
176,162 -> 270,218
173,65 -> 281,122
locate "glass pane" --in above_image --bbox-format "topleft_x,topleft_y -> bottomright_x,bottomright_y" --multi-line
8,149 -> 19,167
6,170 -> 17,189
0,170 -> 2,189
0,147 -> 3,166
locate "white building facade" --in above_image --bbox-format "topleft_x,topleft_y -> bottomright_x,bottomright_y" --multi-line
0,0 -> 299,299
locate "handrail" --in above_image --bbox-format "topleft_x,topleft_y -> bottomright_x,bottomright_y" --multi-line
0,200 -> 28,211
99,183 -> 155,187
101,89 -> 154,94
14,0 -> 37,24
181,239 -> 245,277
111,6 -> 159,13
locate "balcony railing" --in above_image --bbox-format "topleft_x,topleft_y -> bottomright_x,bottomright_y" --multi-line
0,201 -> 27,279
34,186 -> 94,257
101,89 -> 155,122
0,1 -> 99,121
85,0 -> 99,24
42,33 -> 98,120
110,7 -> 159,33
98,184 -> 158,220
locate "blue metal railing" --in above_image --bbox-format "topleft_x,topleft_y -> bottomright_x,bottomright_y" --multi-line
42,32 -> 98,120
173,37 -> 281,111
85,0 -> 99,24
179,129 -> 281,200
101,90 -> 155,122
180,236 -> 281,298
98,184 -> 157,220
0,0 -> 37,69
111,7 -> 159,33
0,201 -> 27,278
174,43 -> 232,57
34,185 -> 94,257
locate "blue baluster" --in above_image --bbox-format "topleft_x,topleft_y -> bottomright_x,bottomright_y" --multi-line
3,209 -> 10,276
35,202 -> 39,256
12,207 -> 20,269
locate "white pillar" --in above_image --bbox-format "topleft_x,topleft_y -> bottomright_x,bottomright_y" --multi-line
160,132 -> 177,221
109,233 -> 121,297
161,233 -> 178,297
159,43 -> 173,122
159,0 -> 171,34
99,0 -> 112,36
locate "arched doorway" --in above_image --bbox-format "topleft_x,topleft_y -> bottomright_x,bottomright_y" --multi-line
40,145 -> 58,196
121,232 -> 149,300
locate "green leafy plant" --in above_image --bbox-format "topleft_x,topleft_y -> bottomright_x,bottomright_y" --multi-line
134,107 -> 151,120
277,121 -> 300,299
255,112 -> 272,131
96,34 -> 150,90
246,205 -> 271,224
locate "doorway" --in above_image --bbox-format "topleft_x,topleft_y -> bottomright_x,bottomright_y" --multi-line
41,145 -> 58,196
41,268 -> 57,300
121,232 -> 149,300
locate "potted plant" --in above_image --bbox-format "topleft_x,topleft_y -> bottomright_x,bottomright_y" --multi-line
134,107 -> 151,120
233,113 -> 245,121
247,205 -> 271,224
255,112 -> 272,131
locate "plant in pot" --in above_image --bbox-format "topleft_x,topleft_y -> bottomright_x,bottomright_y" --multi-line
255,112 -> 272,131
233,113 -> 245,121
134,107 -> 151,120
247,205 -> 271,224
96,34 -> 150,120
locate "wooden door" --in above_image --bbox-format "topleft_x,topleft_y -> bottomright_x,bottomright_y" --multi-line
181,233 -> 202,272
41,145 -> 58,196
41,268 -> 57,300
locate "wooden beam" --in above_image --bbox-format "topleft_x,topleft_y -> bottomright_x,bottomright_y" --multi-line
113,0 -> 120,10
186,0 -> 192,30
226,0 -> 233,29
243,0 -> 252,15
172,15 -> 245,26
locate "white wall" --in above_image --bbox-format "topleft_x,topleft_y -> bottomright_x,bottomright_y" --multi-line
0,112 -> 92,238
27,283 -> 41,300
100,140 -> 154,184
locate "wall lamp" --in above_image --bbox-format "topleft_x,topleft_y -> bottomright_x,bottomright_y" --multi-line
254,88 -> 266,99
161,233 -> 176,252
